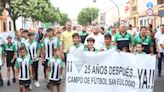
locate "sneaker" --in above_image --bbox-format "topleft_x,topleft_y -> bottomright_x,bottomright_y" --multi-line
35,81 -> 40,87
7,81 -> 10,86
13,78 -> 16,83
29,84 -> 32,91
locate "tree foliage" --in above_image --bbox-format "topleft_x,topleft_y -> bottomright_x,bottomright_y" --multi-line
77,7 -> 99,25
0,0 -> 70,31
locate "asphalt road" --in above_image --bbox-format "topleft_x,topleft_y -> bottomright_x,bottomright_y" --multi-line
0,60 -> 164,92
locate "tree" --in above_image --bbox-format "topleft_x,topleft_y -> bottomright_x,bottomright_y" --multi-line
0,0 -> 67,31
58,13 -> 70,26
77,7 -> 99,25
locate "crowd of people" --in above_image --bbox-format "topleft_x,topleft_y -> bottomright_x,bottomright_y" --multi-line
0,21 -> 163,92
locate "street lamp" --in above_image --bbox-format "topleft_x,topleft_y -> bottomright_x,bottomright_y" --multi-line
91,0 -> 96,26
110,0 -> 120,26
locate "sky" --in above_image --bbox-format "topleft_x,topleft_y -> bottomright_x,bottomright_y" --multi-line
50,0 -> 128,20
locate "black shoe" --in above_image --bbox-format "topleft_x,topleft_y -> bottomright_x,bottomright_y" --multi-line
7,81 -> 10,86
0,79 -> 4,86
13,78 -> 16,83
46,83 -> 50,89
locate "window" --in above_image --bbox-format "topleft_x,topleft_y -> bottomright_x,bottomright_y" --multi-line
3,22 -> 6,32
9,21 -> 11,31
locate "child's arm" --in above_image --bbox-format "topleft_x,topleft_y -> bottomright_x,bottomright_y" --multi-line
29,65 -> 33,80
41,46 -> 45,65
11,52 -> 16,63
15,60 -> 19,80
29,59 -> 33,80
15,67 -> 19,80
11,45 -> 17,63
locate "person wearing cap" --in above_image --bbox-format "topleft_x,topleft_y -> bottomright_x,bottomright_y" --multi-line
2,36 -> 16,86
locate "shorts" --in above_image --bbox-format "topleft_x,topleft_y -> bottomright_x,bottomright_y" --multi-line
6,60 -> 15,67
19,80 -> 31,86
43,59 -> 49,69
49,80 -> 61,86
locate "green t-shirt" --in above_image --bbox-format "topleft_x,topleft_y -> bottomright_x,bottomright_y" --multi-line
133,34 -> 153,54
101,44 -> 117,51
2,43 -> 16,57
133,34 -> 153,46
114,32 -> 132,51
84,46 -> 99,52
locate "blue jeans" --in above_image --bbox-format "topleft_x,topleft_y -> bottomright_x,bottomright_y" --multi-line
158,53 -> 164,74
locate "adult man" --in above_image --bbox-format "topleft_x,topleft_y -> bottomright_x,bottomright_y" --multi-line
160,35 -> 164,49
114,24 -> 133,52
79,27 -> 88,43
155,25 -> 164,77
133,26 -> 154,54
84,27 -> 104,50
61,21 -> 75,62
127,24 -> 137,38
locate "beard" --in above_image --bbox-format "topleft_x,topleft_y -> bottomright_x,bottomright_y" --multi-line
93,32 -> 98,35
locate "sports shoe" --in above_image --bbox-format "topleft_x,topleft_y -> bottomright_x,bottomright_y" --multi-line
29,84 -> 32,91
35,81 -> 40,87
7,81 -> 10,86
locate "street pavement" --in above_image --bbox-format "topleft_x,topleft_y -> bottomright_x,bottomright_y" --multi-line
0,60 -> 164,92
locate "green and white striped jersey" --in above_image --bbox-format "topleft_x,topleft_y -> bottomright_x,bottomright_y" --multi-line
15,56 -> 33,80
24,40 -> 40,61
48,57 -> 65,81
42,37 -> 61,59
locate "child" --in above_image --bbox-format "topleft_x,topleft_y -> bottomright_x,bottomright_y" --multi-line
101,33 -> 116,51
69,33 -> 84,52
15,46 -> 33,92
84,37 -> 98,52
135,43 -> 146,54
56,31 -> 62,47
13,31 -> 22,57
48,49 -> 65,92
25,32 -> 41,88
2,36 -> 16,85
41,28 -> 61,88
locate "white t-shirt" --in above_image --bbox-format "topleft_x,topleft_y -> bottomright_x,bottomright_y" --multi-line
84,33 -> 104,50
155,31 -> 164,52
159,35 -> 164,45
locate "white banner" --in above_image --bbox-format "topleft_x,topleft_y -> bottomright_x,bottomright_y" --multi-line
66,50 -> 156,92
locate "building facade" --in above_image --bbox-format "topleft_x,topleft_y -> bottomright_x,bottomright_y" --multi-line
0,10 -> 7,32
125,0 -> 164,29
